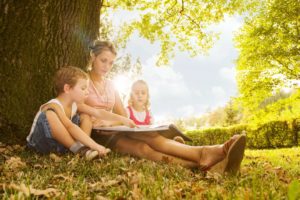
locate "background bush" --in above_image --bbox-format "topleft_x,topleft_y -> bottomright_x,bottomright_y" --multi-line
186,119 -> 299,149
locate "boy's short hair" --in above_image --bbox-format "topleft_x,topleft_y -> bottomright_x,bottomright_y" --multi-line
54,66 -> 88,94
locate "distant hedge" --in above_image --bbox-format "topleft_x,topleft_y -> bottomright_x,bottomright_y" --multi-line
185,119 -> 300,149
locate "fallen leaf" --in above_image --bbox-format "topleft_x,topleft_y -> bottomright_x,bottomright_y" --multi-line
67,157 -> 79,166
12,144 -> 24,151
0,147 -> 7,153
5,183 -> 59,198
95,195 -> 109,200
33,164 -> 43,169
89,178 -> 122,192
53,174 -> 73,182
4,156 -> 26,171
130,184 -> 142,200
50,153 -> 62,162
72,190 -> 80,197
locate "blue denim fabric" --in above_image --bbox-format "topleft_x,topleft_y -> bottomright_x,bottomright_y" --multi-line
27,112 -> 80,154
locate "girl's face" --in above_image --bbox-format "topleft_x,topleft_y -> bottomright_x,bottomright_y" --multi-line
69,78 -> 89,103
91,50 -> 116,77
131,83 -> 148,108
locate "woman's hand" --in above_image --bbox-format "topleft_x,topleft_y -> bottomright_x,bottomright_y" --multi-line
92,119 -> 114,128
121,118 -> 136,128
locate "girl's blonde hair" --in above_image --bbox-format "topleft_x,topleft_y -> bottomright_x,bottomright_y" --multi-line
128,80 -> 150,109
87,40 -> 117,70
54,66 -> 88,94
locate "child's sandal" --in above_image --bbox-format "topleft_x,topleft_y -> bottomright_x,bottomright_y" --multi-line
77,146 -> 99,161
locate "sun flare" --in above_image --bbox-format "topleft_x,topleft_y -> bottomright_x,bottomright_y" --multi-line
112,74 -> 133,97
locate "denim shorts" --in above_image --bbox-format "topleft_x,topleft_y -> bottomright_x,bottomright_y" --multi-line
27,111 -> 80,154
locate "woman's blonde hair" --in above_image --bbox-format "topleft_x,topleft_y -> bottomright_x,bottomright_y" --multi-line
128,80 -> 150,109
87,40 -> 117,70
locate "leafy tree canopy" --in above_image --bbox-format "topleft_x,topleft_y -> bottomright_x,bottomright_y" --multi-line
234,0 -> 300,123
100,0 -> 258,65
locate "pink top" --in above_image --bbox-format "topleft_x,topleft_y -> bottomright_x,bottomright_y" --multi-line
85,79 -> 116,111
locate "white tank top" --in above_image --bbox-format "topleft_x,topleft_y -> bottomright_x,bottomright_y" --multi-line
26,99 -> 77,142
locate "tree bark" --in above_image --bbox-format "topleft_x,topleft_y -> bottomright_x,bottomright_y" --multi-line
0,0 -> 101,141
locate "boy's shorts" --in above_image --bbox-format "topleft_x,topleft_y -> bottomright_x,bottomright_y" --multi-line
27,111 -> 80,154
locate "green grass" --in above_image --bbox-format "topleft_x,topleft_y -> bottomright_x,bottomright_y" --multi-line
1,144 -> 299,199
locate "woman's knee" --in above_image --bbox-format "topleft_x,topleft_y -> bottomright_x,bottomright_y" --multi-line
80,113 -> 91,123
137,143 -> 155,156
115,139 -> 154,157
80,114 -> 92,126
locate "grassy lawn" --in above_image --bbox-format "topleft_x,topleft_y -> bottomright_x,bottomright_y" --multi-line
1,143 -> 299,199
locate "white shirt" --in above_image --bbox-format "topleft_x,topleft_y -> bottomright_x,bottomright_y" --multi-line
26,99 -> 77,142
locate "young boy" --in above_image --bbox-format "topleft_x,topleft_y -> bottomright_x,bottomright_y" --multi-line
27,66 -> 135,160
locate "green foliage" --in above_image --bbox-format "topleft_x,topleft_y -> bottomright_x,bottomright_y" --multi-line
173,98 -> 243,130
103,0 -> 259,65
186,119 -> 299,148
186,124 -> 248,146
288,180 -> 300,200
235,0 -> 300,123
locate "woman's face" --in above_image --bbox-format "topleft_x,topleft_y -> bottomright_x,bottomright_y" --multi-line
92,50 -> 116,77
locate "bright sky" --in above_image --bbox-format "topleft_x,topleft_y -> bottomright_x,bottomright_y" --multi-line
111,13 -> 243,122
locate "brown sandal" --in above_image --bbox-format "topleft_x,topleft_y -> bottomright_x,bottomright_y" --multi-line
208,134 -> 246,175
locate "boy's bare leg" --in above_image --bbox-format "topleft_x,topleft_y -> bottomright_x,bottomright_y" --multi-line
79,113 -> 93,136
46,111 -> 76,148
115,136 -> 198,168
129,132 -> 225,168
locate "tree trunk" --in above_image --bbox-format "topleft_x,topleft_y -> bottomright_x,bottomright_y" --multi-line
0,0 -> 101,141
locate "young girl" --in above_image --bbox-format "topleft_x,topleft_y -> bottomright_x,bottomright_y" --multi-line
127,80 -> 153,125
27,66 -> 134,160
127,80 -> 186,143
83,40 -> 246,174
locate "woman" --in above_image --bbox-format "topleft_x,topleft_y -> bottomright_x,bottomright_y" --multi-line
79,40 -> 246,174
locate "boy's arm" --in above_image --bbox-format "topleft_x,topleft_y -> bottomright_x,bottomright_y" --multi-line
77,103 -> 136,127
41,103 -> 107,153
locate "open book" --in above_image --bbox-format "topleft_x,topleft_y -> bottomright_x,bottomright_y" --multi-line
93,124 -> 192,141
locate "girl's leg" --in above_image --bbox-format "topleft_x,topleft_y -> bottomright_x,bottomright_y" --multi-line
128,133 -> 225,168
79,114 -> 93,136
114,136 -> 198,168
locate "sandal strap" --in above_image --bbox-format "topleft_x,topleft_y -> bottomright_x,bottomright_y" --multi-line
223,135 -> 240,155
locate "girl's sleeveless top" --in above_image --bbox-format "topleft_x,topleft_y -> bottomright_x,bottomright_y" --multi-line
127,106 -> 152,125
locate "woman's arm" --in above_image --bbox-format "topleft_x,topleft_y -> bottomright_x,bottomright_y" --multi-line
77,103 -> 136,127
112,90 -> 128,117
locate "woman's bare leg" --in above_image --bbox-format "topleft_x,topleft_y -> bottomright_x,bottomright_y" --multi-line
114,136 -> 198,168
128,132 -> 225,168
79,114 -> 93,136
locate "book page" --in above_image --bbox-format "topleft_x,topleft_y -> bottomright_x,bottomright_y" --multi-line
93,124 -> 169,132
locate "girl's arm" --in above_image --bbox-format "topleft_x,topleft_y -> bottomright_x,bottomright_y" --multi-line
77,103 -> 136,127
41,103 -> 108,154
112,90 -> 128,117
